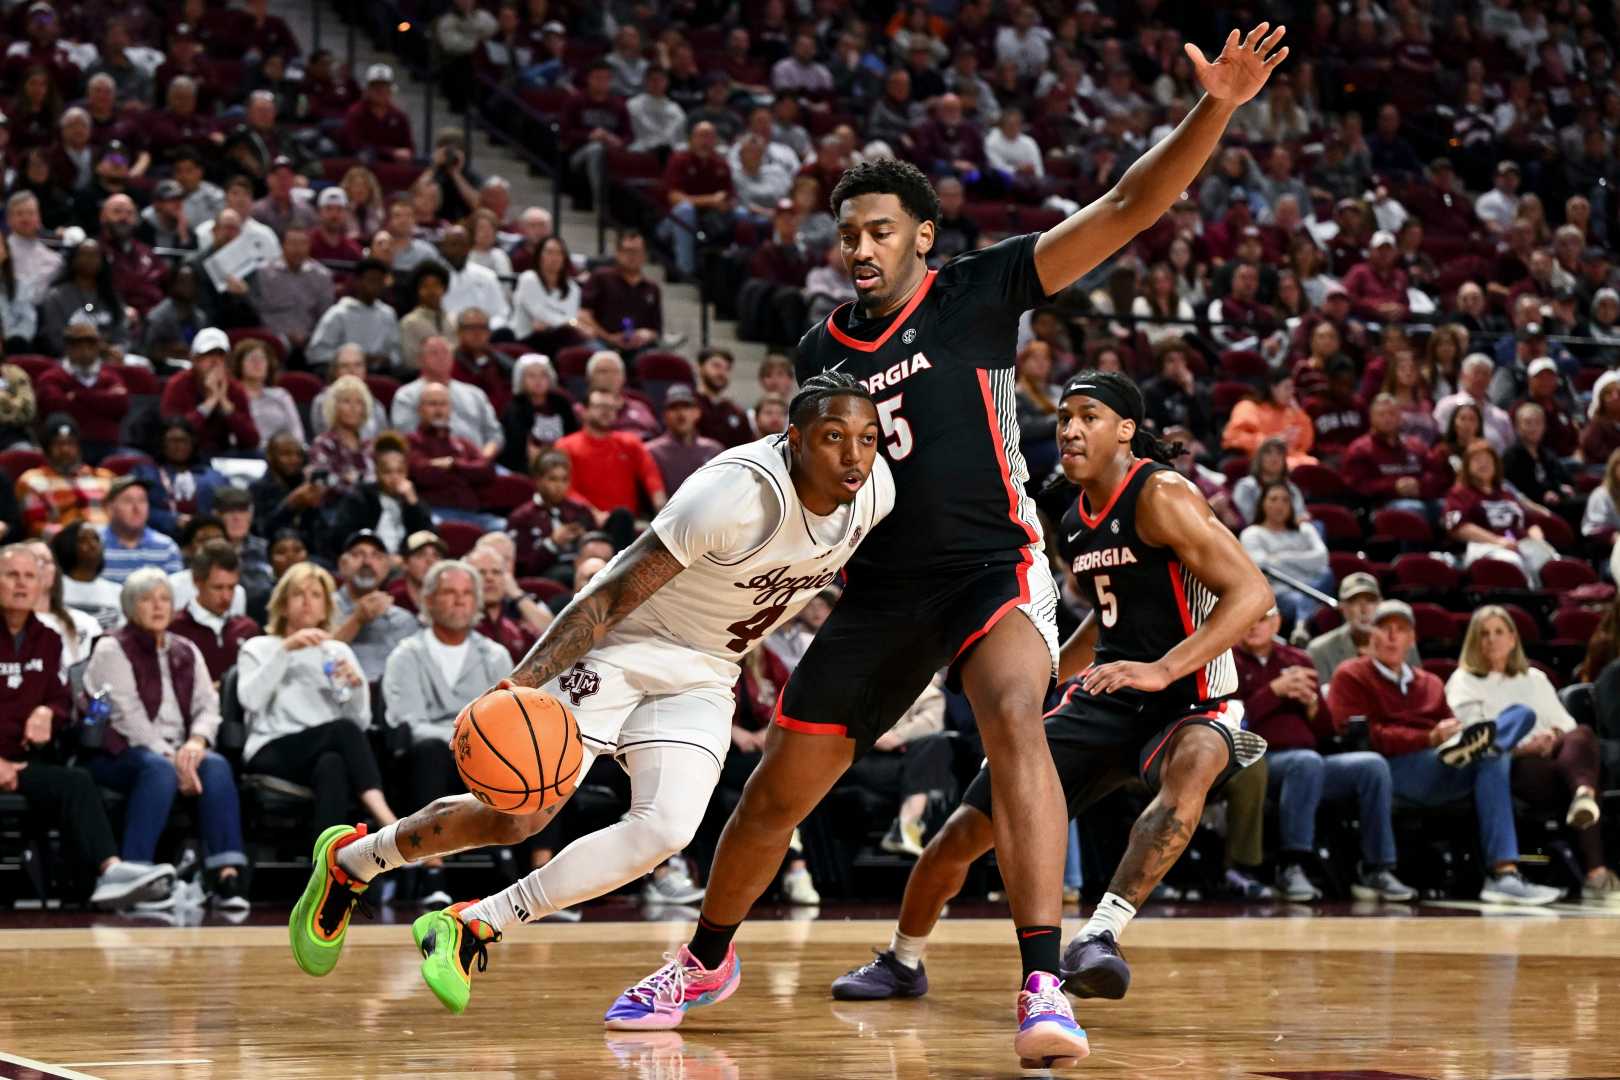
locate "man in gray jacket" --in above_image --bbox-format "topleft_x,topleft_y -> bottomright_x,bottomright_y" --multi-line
1306,572 -> 1421,685
381,558 -> 510,904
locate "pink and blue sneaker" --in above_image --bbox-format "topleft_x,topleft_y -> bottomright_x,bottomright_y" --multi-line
603,944 -> 742,1030
1015,971 -> 1090,1069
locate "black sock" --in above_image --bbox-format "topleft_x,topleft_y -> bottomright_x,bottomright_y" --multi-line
688,914 -> 740,970
1016,925 -> 1062,981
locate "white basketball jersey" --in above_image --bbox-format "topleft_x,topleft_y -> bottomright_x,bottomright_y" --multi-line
589,436 -> 895,692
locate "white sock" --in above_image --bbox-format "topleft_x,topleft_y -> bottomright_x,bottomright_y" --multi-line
890,929 -> 928,970
462,870 -> 557,933
337,822 -> 406,884
1081,892 -> 1138,943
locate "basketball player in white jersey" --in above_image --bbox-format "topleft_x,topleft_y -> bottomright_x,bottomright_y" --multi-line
286,372 -> 894,1014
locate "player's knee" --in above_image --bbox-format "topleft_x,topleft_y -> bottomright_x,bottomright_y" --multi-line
1162,728 -> 1229,793
972,686 -> 1046,739
930,807 -> 993,866
633,812 -> 700,863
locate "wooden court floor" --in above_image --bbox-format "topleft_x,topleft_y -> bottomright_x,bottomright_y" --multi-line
2,911 -> 1619,1079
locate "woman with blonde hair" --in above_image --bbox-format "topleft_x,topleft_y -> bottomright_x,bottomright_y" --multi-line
238,562 -> 396,842
307,375 -> 376,497
341,166 -> 386,239
24,538 -> 100,663
1443,439 -> 1556,584
1448,606 -> 1616,901
230,339 -> 305,444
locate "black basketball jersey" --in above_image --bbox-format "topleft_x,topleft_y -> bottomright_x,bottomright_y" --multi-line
795,233 -> 1049,579
1057,459 -> 1238,708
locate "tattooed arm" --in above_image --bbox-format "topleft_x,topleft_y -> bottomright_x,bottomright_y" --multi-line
505,530 -> 686,689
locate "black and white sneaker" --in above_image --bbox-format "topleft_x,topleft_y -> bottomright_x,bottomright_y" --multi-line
90,861 -> 176,910
210,872 -> 251,913
1437,720 -> 1496,768
1059,931 -> 1131,1000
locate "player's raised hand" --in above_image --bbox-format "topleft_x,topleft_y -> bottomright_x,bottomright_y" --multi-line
1081,659 -> 1174,696
1186,23 -> 1288,106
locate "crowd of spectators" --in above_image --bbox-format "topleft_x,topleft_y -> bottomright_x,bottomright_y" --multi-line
3,0 -> 1620,914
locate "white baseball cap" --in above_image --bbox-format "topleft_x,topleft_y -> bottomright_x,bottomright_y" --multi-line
191,327 -> 230,356
1370,230 -> 1396,249
1527,357 -> 1558,379
365,63 -> 394,85
317,187 -> 349,208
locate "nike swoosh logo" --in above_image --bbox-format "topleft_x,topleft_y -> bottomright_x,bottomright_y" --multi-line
1019,928 -> 1056,939
1067,530 -> 1083,543
828,359 -> 848,373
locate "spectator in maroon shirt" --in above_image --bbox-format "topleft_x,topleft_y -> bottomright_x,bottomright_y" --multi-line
576,230 -> 662,353
1404,157 -> 1481,245
309,188 -> 364,263
148,75 -> 219,157
646,386 -> 723,494
407,382 -> 499,528
508,449 -> 595,580
660,121 -> 735,280
341,64 -> 415,163
158,328 -> 261,456
1514,359 -> 1580,458
1343,393 -> 1451,513
582,351 -> 660,441
466,545 -> 538,663
34,321 -> 128,462
300,49 -> 360,123
562,62 -> 631,209
909,93 -> 985,184
99,195 -> 166,316
1303,357 -> 1367,463
168,540 -> 260,685
385,529 -> 444,614
694,346 -> 753,448
451,307 -> 511,414
1343,230 -> 1410,324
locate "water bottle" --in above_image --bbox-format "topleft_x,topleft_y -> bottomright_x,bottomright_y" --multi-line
79,690 -> 111,751
620,316 -> 635,341
322,646 -> 353,706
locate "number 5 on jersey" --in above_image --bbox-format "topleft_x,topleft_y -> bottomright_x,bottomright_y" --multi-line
877,396 -> 913,460
1094,574 -> 1118,627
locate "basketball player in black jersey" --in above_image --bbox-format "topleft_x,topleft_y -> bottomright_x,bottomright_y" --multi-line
831,370 -> 1273,1007
612,24 -> 1288,1067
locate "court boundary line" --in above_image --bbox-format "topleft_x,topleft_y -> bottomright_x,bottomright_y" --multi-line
0,1050 -> 103,1080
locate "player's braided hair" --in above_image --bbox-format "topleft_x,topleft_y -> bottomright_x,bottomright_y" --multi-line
787,369 -> 875,431
829,158 -> 940,224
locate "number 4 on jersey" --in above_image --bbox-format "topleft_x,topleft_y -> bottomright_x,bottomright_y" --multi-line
876,396 -> 913,460
724,604 -> 788,652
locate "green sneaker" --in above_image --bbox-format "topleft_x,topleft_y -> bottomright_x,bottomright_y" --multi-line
412,902 -> 500,1015
288,823 -> 372,977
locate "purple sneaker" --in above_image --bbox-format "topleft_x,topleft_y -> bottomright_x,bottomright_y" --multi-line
603,945 -> 741,1031
1059,930 -> 1131,1000
830,948 -> 929,1000
1015,971 -> 1090,1069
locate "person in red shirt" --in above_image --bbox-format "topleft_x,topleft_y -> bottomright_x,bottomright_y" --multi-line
660,121 -> 735,279
1342,393 -> 1450,513
554,387 -> 666,519
99,194 -> 166,316
34,320 -> 129,462
158,328 -> 261,455
406,383 -> 498,528
1342,231 -> 1410,324
1443,438 -> 1554,585
341,64 -> 415,163
1328,600 -> 1559,904
1234,611 -> 1412,902
309,187 -> 365,265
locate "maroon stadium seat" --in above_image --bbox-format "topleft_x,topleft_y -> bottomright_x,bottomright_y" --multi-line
1498,603 -> 1541,644
1527,511 -> 1576,553
1465,559 -> 1531,591
1218,349 -> 1268,380
1291,462 -> 1350,501
1212,380 -> 1253,416
1541,558 -> 1598,592
1552,607 -> 1602,645
278,371 -> 324,405
365,375 -> 400,410
0,449 -> 45,477
6,354 -> 54,382
1421,657 -> 1458,682
100,453 -> 152,476
520,577 -> 571,603
1391,553 -> 1461,595
1308,503 -> 1362,547
1369,507 -> 1431,546
437,521 -> 486,558
1413,602 -> 1461,647
1219,457 -> 1251,485
482,473 -> 536,513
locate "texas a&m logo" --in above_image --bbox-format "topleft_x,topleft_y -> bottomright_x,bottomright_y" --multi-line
558,662 -> 601,706
734,565 -> 842,607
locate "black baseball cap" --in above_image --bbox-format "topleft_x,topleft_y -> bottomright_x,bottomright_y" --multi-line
213,486 -> 252,511
342,529 -> 388,554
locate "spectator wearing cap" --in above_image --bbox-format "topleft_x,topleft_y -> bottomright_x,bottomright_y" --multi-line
139,179 -> 192,250
166,540 -> 259,684
249,228 -> 334,362
251,157 -> 316,239
341,64 -> 414,162
646,386 -> 723,496
386,529 -> 444,614
392,337 -> 503,456
309,187 -> 363,264
1511,358 -> 1579,459
508,449 -> 594,580
500,354 -> 578,472
159,328 -> 261,456
1341,230 -> 1410,325
210,485 -> 272,618
1343,394 -> 1450,517
406,383 -> 501,531
1476,161 -> 1522,236
35,322 -> 128,462
99,476 -> 183,585
1331,599 -> 1560,905
332,431 -> 434,560
1306,573 -> 1420,684
556,386 -> 666,520
1581,370 -> 1620,469
306,258 -> 402,373
1434,353 -> 1514,452
16,415 -> 115,538
330,530 -> 419,684
1235,610 -> 1414,903
0,546 -> 181,912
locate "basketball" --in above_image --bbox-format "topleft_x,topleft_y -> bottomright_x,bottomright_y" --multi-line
452,686 -> 584,815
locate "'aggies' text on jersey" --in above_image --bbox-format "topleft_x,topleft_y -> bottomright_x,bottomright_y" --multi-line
1060,460 -> 1238,709
796,234 -> 1054,578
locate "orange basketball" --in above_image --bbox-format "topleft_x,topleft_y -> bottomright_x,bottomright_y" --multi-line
452,686 -> 584,815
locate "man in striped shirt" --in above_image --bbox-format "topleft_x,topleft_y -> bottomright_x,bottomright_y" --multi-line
16,415 -> 114,539
98,476 -> 182,584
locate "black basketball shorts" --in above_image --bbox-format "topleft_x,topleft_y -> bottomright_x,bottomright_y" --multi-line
960,687 -> 1261,820
773,548 -> 1059,758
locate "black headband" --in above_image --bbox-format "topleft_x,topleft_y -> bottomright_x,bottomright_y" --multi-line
1060,377 -> 1141,425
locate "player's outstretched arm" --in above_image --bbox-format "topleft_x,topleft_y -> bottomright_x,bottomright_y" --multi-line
1057,612 -> 1099,684
1031,22 -> 1288,296
1081,472 -> 1273,695
506,531 -> 685,690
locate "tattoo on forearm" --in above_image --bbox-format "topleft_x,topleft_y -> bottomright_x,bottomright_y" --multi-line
1107,801 -> 1193,908
508,534 -> 683,690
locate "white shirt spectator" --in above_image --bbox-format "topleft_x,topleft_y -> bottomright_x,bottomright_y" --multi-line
510,273 -> 582,340
437,6 -> 496,57
468,246 -> 512,279
391,377 -> 504,451
10,234 -> 62,307
628,91 -> 687,153
771,56 -> 833,95
1475,188 -> 1521,232
443,260 -> 511,331
196,215 -> 281,258
984,127 -> 1044,177
994,25 -> 1051,78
